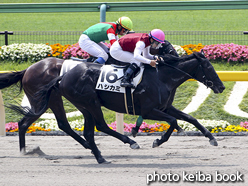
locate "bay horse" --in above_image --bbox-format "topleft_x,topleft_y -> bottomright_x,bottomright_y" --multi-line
7,52 -> 225,163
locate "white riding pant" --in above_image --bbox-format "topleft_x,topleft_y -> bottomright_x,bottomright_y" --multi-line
78,34 -> 109,61
110,41 -> 142,66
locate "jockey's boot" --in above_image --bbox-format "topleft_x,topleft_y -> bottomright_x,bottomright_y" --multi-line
120,63 -> 138,89
93,57 -> 106,64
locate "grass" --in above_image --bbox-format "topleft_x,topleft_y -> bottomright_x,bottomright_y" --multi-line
190,81 -> 245,124
240,91 -> 248,113
2,10 -> 248,31
1,4 -> 248,46
0,60 -> 33,71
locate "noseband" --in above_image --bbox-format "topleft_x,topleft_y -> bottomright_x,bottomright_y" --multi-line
194,65 -> 214,88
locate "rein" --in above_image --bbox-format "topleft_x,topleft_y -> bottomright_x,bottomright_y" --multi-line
158,59 -> 196,81
158,57 -> 213,89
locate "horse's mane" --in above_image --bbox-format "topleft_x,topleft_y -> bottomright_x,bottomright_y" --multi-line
144,53 -> 197,70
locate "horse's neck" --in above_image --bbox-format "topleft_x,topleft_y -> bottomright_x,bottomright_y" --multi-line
160,59 -> 199,90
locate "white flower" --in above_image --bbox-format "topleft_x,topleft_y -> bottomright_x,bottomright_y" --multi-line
172,44 -> 186,56
36,118 -> 85,131
178,119 -> 230,131
0,43 -> 52,62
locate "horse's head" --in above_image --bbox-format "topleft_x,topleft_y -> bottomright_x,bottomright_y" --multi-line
159,41 -> 179,57
192,52 -> 225,93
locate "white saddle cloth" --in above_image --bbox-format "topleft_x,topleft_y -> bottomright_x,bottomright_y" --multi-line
96,65 -> 144,93
60,59 -> 82,76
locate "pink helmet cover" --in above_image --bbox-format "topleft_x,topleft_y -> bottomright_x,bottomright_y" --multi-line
149,29 -> 165,43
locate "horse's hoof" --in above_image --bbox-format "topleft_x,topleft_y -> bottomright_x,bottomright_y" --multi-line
152,139 -> 160,148
20,148 -> 26,156
209,139 -> 218,146
98,158 -> 111,164
131,128 -> 138,138
130,143 -> 140,149
25,146 -> 46,156
177,128 -> 185,134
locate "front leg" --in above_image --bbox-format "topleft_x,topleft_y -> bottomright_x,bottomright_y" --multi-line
142,108 -> 178,147
165,106 -> 218,146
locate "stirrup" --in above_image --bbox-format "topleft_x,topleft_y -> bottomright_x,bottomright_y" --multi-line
120,80 -> 135,89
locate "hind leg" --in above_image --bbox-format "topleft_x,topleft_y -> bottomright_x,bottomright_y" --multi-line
71,98 -> 140,149
18,115 -> 41,154
90,106 -> 140,149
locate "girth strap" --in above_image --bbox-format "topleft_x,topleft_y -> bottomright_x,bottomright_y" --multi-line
124,87 -> 135,115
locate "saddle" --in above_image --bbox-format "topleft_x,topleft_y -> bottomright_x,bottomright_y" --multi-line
61,59 -> 143,115
96,64 -> 143,93
96,64 -> 144,115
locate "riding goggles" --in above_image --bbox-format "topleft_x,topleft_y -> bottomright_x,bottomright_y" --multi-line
151,40 -> 162,49
122,27 -> 129,34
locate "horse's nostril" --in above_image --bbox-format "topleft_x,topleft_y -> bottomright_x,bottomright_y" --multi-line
220,86 -> 225,92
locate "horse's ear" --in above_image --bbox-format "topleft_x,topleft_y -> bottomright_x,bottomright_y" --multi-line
193,52 -> 208,68
194,51 -> 205,59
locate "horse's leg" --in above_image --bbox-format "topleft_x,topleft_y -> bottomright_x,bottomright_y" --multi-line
18,115 -> 41,154
93,110 -> 140,149
79,102 -> 140,149
49,95 -> 91,150
59,78 -> 139,149
165,106 -> 218,146
142,108 -> 177,147
131,115 -> 143,137
81,109 -> 109,164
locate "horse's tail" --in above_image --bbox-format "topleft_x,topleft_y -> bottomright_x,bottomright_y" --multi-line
8,75 -> 63,117
0,70 -> 26,91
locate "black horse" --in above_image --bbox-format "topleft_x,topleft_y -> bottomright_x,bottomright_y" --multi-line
0,41 -> 178,161
9,52 -> 225,163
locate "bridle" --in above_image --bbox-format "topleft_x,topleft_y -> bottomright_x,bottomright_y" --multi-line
193,64 -> 214,88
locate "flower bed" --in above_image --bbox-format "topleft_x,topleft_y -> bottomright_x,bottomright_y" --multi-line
202,43 -> 248,63
63,43 -> 90,59
181,43 -> 204,55
5,120 -> 248,134
1,42 -> 248,63
0,43 -> 51,63
49,43 -> 71,59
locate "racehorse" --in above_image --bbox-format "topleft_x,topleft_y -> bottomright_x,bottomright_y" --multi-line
0,41 -> 179,163
6,52 -> 225,164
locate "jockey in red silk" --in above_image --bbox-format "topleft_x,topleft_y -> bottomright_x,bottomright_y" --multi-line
110,29 -> 165,88
79,16 -> 133,64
